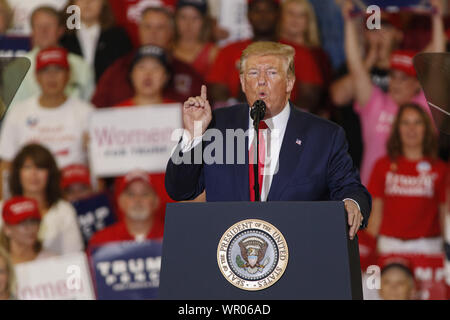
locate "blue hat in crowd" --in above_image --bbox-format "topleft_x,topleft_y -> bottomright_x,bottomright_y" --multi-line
130,45 -> 172,75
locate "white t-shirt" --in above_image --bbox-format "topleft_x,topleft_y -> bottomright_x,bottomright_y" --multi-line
0,96 -> 93,168
0,199 -> 84,255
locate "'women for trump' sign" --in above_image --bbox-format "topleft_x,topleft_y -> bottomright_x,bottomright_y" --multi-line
89,104 -> 182,177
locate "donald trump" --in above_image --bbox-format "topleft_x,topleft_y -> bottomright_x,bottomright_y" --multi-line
166,41 -> 371,240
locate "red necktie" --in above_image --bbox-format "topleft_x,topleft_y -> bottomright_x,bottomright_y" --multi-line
249,121 -> 268,201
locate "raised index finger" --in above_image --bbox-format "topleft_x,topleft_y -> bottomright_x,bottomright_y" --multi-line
201,85 -> 207,100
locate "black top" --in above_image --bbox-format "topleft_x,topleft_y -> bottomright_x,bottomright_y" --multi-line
60,25 -> 133,82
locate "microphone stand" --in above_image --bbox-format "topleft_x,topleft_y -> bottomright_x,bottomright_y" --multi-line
250,100 -> 266,202
253,113 -> 261,202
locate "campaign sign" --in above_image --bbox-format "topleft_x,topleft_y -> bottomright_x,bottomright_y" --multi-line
89,104 -> 183,177
90,240 -> 163,300
72,193 -> 117,246
15,252 -> 95,300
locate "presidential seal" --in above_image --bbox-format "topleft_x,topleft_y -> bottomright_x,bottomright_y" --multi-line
217,219 -> 288,291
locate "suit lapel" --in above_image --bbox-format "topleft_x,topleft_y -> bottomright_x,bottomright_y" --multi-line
232,105 -> 250,201
267,104 -> 309,201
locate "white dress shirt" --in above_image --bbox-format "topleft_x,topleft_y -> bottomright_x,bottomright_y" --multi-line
76,22 -> 101,67
248,101 -> 290,201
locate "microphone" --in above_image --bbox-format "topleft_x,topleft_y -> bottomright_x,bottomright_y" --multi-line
250,100 -> 266,129
250,100 -> 266,202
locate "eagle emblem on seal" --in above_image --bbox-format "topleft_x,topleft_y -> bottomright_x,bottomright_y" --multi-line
236,236 -> 270,274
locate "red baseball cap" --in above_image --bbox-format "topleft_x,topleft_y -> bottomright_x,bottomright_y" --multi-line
61,164 -> 91,190
115,170 -> 154,196
390,50 -> 418,77
36,47 -> 70,73
2,196 -> 41,225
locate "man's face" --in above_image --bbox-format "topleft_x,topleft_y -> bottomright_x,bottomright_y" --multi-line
36,66 -> 70,97
240,54 -> 295,119
31,11 -> 63,49
119,180 -> 159,222
130,57 -> 168,97
248,0 -> 279,37
139,11 -> 174,49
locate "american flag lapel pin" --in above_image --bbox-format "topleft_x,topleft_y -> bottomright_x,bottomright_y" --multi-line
296,139 -> 302,146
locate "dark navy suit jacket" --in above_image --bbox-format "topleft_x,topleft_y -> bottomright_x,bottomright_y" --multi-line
165,103 -> 372,227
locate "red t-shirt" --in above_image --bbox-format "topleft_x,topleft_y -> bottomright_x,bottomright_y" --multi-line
88,220 -> 164,248
368,156 -> 447,239
206,39 -> 323,102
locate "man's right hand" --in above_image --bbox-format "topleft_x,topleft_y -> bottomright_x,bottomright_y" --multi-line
183,85 -> 212,141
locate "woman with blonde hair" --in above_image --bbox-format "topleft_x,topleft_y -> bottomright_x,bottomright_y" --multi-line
279,0 -> 333,117
279,0 -> 321,48
0,246 -> 16,300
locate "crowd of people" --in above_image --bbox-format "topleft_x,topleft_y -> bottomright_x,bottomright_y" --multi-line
0,0 -> 449,300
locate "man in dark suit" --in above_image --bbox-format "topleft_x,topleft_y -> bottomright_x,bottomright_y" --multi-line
165,41 -> 371,240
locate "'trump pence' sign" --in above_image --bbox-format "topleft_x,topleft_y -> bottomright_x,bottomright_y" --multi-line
90,240 -> 163,300
89,104 -> 182,177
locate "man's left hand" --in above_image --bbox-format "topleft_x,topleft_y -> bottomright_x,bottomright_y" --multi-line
344,199 -> 363,240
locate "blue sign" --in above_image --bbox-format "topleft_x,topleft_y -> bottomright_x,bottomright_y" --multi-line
0,35 -> 31,56
90,240 -> 163,300
72,193 -> 117,245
